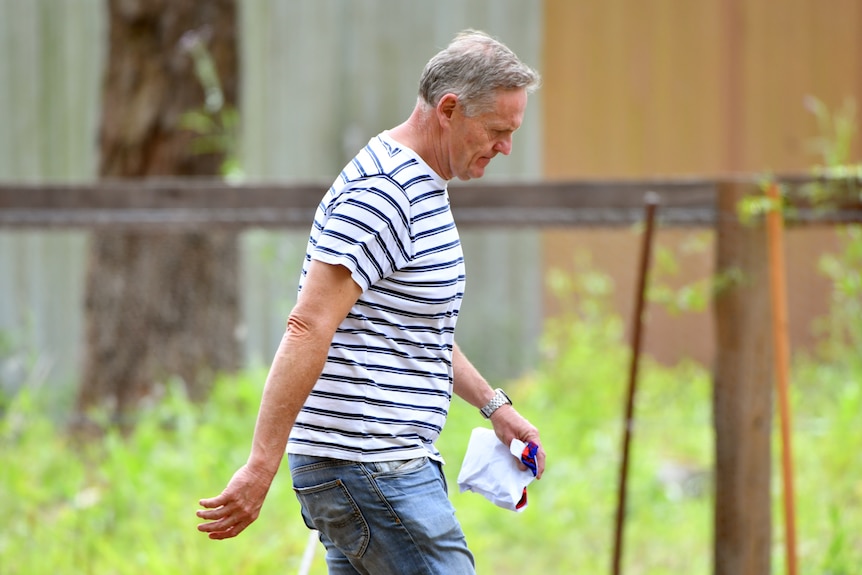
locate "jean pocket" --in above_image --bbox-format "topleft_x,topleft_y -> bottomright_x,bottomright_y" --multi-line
293,479 -> 370,558
370,457 -> 428,476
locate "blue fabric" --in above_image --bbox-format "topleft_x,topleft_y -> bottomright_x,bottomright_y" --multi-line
521,440 -> 539,477
289,453 -> 476,575
515,440 -> 539,510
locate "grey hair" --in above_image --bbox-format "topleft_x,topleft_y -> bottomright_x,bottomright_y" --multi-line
418,29 -> 541,116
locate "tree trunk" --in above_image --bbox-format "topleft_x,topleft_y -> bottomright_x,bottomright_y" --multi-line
712,182 -> 774,575
76,0 -> 239,428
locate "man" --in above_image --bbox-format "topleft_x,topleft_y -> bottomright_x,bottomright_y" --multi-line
197,29 -> 545,574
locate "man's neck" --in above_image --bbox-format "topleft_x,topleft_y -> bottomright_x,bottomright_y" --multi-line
388,105 -> 450,180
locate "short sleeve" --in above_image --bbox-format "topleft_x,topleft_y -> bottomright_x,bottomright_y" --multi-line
311,183 -> 413,292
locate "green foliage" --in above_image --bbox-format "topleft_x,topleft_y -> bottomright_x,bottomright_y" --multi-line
814,225 -> 862,364
645,231 -> 745,316
800,96 -> 862,366
737,96 -> 862,228
736,186 -> 786,226
0,373 -> 317,574
0,320 -> 61,418
805,96 -> 857,169
777,358 -> 862,575
648,232 -> 712,315
2,266 -> 861,574
179,30 -> 243,181
801,96 -> 862,215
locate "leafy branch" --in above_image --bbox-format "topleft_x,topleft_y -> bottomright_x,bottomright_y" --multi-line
178,28 -> 243,181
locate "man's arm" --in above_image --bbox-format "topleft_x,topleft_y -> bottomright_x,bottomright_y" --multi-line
196,260 -> 361,540
452,343 -> 546,479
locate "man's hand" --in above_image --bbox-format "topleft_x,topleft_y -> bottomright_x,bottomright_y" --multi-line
196,464 -> 274,540
489,405 -> 546,479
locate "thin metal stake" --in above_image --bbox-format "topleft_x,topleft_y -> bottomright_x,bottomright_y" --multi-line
612,193 -> 659,575
765,182 -> 799,575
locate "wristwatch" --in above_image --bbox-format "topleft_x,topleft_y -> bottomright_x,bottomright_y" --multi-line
480,388 -> 512,419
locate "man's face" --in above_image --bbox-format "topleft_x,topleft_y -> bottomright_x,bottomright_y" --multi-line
445,88 -> 527,181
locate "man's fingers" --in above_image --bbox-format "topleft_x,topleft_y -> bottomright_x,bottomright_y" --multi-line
535,445 -> 547,479
196,505 -> 229,520
198,513 -> 250,540
199,493 -> 228,509
208,524 -> 245,540
198,512 -> 241,535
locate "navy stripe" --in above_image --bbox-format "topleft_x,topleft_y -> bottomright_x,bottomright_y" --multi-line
411,189 -> 447,205
415,239 -> 462,259
415,222 -> 457,240
414,205 -> 451,222
368,285 -> 462,306
401,174 -> 435,188
334,329 -> 453,353
323,357 -> 451,381
314,244 -> 373,288
352,298 -> 462,321
288,438 -> 438,457
297,406 -> 443,434
329,342 -> 448,365
293,422 -> 438,444
389,158 -> 419,178
347,305 -> 460,327
308,389 -> 448,415
402,258 -> 465,272
351,156 -> 368,177
364,144 -> 385,173
327,213 -> 401,272
382,276 -> 464,289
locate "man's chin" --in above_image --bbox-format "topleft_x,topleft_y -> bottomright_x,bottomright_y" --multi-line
460,168 -> 486,181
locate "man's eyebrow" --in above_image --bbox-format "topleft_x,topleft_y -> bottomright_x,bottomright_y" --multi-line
488,123 -> 516,132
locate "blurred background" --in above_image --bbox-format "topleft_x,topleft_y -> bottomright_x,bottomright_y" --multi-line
1,1 -> 860,574
2,0 -> 859,393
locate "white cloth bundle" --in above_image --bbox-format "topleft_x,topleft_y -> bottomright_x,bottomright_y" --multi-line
456,427 -> 537,512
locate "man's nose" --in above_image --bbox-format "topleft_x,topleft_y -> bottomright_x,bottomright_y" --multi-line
494,135 -> 512,155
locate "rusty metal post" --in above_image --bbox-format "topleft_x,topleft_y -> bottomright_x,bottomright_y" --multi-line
612,193 -> 659,575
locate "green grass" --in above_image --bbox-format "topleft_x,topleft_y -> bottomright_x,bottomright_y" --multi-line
1,308 -> 860,574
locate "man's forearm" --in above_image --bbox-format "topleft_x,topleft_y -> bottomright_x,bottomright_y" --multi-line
451,342 -> 496,409
246,322 -> 332,479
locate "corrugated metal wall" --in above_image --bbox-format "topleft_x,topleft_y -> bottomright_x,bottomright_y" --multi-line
238,0 -> 545,379
0,0 -> 103,393
0,0 -> 545,389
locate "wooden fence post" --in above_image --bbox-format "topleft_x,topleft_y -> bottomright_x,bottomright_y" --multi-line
713,181 -> 774,575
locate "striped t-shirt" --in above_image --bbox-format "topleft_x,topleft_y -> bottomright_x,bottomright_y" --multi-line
286,131 -> 466,463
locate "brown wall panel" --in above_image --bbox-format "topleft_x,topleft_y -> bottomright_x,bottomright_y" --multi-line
543,0 -> 862,177
541,0 -> 860,364
543,0 -> 726,177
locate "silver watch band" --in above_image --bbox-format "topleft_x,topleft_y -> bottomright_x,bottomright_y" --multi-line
480,388 -> 512,419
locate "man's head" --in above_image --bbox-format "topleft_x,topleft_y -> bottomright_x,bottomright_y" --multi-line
418,30 -> 540,116
416,30 -> 540,181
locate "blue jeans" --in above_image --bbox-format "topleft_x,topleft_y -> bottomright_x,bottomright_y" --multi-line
288,454 -> 476,575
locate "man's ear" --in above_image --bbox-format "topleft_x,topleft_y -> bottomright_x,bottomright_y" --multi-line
436,94 -> 459,124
